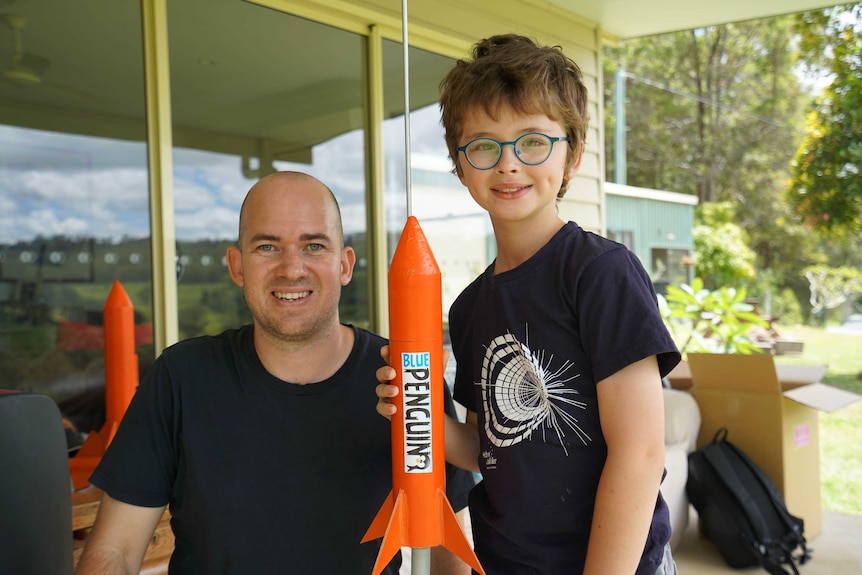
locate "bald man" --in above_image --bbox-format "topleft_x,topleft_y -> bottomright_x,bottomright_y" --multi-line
76,172 -> 474,575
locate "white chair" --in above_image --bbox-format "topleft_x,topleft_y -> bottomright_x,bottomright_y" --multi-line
661,387 -> 701,549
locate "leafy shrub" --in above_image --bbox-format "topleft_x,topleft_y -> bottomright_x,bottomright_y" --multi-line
659,277 -> 770,356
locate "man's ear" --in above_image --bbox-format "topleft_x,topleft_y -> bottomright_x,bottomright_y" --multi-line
226,246 -> 244,287
341,246 -> 356,286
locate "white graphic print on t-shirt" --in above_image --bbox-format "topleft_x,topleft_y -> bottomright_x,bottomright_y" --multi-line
479,328 -> 591,456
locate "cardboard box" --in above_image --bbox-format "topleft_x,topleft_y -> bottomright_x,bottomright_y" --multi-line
685,353 -> 862,539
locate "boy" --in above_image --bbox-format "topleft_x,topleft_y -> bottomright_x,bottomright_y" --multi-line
377,35 -> 681,574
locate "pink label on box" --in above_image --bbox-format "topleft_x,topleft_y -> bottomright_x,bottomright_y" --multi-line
795,424 -> 810,448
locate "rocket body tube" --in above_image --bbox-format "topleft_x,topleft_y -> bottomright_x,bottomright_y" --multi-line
362,216 -> 484,575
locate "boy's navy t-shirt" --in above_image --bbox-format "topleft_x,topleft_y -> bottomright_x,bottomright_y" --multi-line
450,221 -> 681,575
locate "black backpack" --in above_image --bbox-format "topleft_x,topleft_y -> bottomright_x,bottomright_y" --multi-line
686,428 -> 812,574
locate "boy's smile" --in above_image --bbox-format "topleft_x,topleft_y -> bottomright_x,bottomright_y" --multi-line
457,106 -> 579,228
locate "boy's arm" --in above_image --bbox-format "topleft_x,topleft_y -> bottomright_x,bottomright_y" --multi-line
584,355 -> 667,575
444,410 -> 480,473
75,493 -> 166,575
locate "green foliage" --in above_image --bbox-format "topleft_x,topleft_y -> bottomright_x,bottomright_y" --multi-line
603,16 -> 823,317
692,203 -> 757,288
660,278 -> 770,355
789,3 -> 862,237
604,17 -> 806,207
771,287 -> 804,325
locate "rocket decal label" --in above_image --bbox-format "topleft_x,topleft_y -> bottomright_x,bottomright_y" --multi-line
401,351 -> 433,473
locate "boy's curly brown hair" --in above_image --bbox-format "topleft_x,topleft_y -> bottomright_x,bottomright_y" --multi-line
439,34 -> 590,198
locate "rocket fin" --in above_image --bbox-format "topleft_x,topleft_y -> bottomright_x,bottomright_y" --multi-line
438,488 -> 486,575
366,490 -> 408,575
361,490 -> 395,543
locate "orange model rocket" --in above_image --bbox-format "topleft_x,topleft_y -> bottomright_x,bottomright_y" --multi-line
362,216 -> 484,575
70,280 -> 139,489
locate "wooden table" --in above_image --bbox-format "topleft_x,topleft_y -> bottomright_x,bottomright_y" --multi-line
72,487 -> 173,574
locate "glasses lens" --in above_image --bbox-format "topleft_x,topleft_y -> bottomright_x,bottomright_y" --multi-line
515,134 -> 553,165
465,139 -> 501,169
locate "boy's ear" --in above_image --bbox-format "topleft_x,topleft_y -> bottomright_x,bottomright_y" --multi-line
566,141 -> 585,180
454,161 -> 466,184
561,142 -> 585,193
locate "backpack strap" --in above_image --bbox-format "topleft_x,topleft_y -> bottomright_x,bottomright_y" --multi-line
705,429 -> 811,574
701,435 -> 772,538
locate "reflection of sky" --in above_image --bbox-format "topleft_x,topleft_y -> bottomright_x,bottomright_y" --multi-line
0,126 -> 150,244
1,103 -> 467,246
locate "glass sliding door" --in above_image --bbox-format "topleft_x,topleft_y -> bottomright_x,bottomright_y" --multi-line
167,0 -> 371,336
0,0 -> 151,436
381,40 -> 492,325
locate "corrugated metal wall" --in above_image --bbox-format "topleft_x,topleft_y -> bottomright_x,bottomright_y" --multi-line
607,195 -> 693,256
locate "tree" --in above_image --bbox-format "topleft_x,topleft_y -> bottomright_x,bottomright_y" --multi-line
603,13 -> 862,324
789,3 -> 862,237
803,264 -> 862,319
604,18 -> 807,207
692,202 -> 757,288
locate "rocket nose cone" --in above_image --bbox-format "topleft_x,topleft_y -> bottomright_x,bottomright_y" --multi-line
397,216 -> 428,248
104,280 -> 133,309
390,216 -> 440,275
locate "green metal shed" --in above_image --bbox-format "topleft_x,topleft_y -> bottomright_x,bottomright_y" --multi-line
604,182 -> 698,294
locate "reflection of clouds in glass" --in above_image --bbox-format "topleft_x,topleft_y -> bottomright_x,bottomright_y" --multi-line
1,173 -> 146,243
410,104 -> 450,158
340,203 -> 366,237
1,124 -> 152,243
376,101 -> 450,237
172,150 -> 257,241
173,177 -> 217,212
4,111 -> 446,244
87,169 -> 150,213
218,179 -> 247,208
175,204 -> 239,241
15,209 -> 91,241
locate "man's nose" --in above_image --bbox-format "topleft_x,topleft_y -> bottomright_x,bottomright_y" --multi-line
276,251 -> 307,276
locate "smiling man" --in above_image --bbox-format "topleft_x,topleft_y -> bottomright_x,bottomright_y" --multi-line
75,172 -> 474,575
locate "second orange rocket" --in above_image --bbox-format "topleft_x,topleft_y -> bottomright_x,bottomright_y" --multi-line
362,216 -> 484,575
69,280 -> 139,489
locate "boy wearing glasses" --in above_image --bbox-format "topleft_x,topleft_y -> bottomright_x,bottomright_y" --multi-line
377,34 -> 681,574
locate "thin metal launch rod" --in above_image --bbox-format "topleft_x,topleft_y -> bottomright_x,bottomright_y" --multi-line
401,0 -> 413,218
401,2 -> 429,574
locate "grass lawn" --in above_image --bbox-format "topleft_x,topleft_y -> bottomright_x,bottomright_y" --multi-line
773,325 -> 862,515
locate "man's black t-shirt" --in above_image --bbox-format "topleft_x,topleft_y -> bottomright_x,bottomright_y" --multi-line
91,325 -> 474,574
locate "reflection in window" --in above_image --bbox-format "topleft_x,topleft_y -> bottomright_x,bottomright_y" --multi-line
168,1 -> 370,337
651,247 -> 693,295
607,229 -> 635,251
0,0 -> 151,438
381,43 -> 494,327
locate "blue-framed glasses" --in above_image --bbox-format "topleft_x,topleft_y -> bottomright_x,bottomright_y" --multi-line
457,133 -> 569,170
